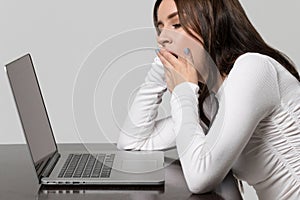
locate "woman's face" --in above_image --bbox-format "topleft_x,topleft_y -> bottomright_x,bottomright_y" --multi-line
156,0 -> 208,82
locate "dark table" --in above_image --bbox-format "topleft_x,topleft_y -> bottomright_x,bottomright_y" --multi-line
0,143 -> 232,200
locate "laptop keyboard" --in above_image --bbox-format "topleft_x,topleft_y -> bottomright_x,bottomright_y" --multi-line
58,153 -> 115,178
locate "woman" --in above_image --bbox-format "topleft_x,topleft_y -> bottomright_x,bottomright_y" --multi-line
118,0 -> 300,199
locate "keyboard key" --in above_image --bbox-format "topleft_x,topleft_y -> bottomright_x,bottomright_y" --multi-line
64,154 -> 81,178
73,154 -> 89,178
91,160 -> 103,177
100,154 -> 115,178
58,154 -> 73,178
82,155 -> 97,178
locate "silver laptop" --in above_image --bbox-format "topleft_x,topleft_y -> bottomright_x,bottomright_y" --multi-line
5,54 -> 164,186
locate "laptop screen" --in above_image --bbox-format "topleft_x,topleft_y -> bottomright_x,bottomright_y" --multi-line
5,54 -> 57,169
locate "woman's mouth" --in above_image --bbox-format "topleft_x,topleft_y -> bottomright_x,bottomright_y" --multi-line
172,53 -> 178,59
168,50 -> 178,59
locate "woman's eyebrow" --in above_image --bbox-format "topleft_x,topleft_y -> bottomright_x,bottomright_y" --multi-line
167,12 -> 179,20
157,12 -> 179,27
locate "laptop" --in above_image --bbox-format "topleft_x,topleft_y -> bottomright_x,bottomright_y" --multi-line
5,53 -> 164,186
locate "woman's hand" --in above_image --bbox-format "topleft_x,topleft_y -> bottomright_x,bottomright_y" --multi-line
156,48 -> 198,93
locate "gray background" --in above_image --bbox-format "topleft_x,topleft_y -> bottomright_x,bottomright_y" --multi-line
1,1 -> 299,199
1,0 -> 299,144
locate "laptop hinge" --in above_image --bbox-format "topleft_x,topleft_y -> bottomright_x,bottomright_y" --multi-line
41,152 -> 60,178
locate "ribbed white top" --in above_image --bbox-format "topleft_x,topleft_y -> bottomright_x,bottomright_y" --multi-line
117,53 -> 300,199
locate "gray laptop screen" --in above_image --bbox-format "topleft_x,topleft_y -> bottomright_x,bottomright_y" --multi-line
5,54 -> 57,167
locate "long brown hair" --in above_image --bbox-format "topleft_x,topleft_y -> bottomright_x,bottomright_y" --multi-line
153,0 -> 300,127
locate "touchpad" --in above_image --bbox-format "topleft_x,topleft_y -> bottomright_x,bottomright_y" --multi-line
121,160 -> 157,173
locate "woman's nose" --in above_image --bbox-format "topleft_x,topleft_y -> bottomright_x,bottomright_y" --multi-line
157,29 -> 173,47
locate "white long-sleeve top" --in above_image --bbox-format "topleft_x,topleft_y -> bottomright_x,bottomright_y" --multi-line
117,53 -> 300,200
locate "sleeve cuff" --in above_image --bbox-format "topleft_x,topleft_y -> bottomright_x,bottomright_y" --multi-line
171,82 -> 200,103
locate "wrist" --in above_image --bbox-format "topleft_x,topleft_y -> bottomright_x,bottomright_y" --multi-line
173,82 -> 200,97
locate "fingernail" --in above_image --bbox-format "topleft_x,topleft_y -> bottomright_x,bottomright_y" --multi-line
155,48 -> 160,54
184,48 -> 190,55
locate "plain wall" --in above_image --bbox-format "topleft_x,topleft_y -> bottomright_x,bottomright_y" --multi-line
1,0 -> 299,145
2,1 -> 299,199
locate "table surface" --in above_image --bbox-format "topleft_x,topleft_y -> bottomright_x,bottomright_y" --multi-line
0,143 -> 226,200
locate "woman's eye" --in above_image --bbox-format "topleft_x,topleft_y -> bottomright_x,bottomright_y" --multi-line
173,24 -> 181,29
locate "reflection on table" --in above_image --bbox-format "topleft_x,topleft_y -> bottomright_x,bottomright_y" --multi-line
0,144 -> 232,200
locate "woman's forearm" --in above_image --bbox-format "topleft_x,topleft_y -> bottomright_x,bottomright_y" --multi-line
117,58 -> 176,150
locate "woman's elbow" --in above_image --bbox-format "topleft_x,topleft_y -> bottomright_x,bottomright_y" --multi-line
117,135 -> 142,151
187,182 -> 212,194
116,137 -> 133,151
185,174 -> 216,194
116,141 -> 127,150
